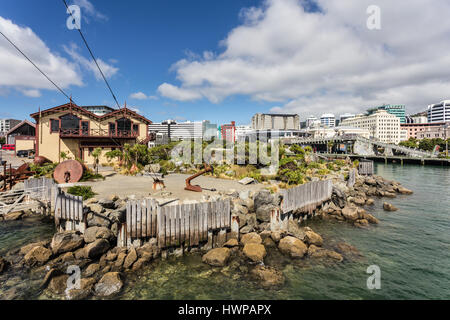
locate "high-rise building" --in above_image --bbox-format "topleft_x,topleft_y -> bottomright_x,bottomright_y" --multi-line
340,110 -> 401,144
221,121 -> 236,142
306,116 -> 320,128
367,104 -> 406,123
252,113 -> 300,130
427,100 -> 450,123
320,114 -> 336,128
148,120 -> 213,141
0,119 -> 21,136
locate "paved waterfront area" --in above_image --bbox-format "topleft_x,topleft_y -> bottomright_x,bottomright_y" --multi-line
78,172 -> 266,201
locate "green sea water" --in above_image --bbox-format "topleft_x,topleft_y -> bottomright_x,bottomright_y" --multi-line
1,163 -> 449,300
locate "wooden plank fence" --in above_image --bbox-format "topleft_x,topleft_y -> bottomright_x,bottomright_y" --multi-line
280,179 -> 333,214
272,180 -> 333,232
54,188 -> 85,233
118,198 -> 232,250
358,160 -> 374,176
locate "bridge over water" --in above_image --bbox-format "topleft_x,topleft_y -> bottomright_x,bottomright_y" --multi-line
283,135 -> 437,159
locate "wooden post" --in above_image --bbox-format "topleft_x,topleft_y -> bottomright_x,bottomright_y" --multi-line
230,214 -> 239,240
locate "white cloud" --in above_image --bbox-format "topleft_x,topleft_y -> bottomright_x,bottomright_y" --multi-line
72,0 -> 108,22
130,91 -> 158,100
158,0 -> 450,117
64,43 -> 118,80
0,16 -> 83,97
20,89 -> 41,98
158,83 -> 202,101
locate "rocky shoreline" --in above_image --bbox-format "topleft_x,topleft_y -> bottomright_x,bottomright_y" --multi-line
0,171 -> 412,300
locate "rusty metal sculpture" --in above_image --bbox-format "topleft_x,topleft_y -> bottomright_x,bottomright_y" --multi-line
185,163 -> 214,192
0,161 -> 35,191
34,156 -> 51,166
53,160 -> 84,184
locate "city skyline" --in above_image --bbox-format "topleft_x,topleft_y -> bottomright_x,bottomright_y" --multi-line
1,0 -> 450,124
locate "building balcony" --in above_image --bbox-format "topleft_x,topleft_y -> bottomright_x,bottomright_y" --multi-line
59,128 -> 139,139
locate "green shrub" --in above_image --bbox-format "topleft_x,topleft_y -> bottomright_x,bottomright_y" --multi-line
67,186 -> 96,200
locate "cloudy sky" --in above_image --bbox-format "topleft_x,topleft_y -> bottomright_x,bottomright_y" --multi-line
1,0 -> 449,124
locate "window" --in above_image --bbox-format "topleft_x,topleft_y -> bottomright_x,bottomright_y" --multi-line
50,119 -> 59,133
109,123 -> 116,135
133,124 -> 139,134
60,114 -> 80,131
117,118 -> 131,134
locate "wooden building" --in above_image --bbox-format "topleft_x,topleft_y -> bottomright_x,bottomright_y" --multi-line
30,102 -> 152,165
5,120 -> 36,153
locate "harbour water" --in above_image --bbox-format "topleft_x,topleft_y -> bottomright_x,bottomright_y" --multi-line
0,163 -> 449,300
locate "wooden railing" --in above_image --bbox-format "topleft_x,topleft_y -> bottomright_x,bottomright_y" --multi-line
59,128 -> 139,139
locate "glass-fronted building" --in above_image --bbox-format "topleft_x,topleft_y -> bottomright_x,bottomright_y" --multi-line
367,104 -> 406,123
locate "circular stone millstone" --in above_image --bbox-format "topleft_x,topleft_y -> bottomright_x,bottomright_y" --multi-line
53,160 -> 84,184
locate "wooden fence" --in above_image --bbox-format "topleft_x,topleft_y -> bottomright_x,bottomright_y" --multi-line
118,198 -> 233,250
1,177 -> 56,216
24,177 -> 56,202
280,179 -> 333,214
272,179 -> 333,232
358,160 -> 374,175
54,188 -> 85,233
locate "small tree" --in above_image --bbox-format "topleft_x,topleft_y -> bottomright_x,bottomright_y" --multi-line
60,151 -> 68,161
92,147 -> 102,175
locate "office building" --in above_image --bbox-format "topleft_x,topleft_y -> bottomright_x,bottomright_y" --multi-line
340,110 -> 401,144
0,119 -> 21,135
148,120 -> 208,141
417,123 -> 450,140
400,122 -> 446,139
320,114 -> 336,128
427,100 -> 450,123
306,116 -> 320,128
252,113 -> 300,130
367,104 -> 406,123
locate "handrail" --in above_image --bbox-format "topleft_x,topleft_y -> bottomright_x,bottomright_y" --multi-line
59,128 -> 139,138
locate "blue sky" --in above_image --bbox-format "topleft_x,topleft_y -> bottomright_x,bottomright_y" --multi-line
1,0 -> 450,125
0,0 -> 268,124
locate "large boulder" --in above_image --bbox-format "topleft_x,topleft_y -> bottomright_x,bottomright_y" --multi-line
250,266 -> 285,289
304,230 -> 323,247
202,248 -> 231,267
51,232 -> 84,255
123,248 -> 138,269
243,243 -> 266,263
24,246 -> 52,266
383,202 -> 398,212
95,272 -> 123,297
19,240 -> 50,256
253,190 -> 275,209
278,236 -> 307,258
341,206 -> 359,221
287,220 -> 306,240
255,204 -> 276,222
85,239 -> 110,259
396,186 -> 413,195
240,232 -> 262,246
98,198 -> 116,209
84,226 -> 115,243
307,245 -> 343,262
66,278 -> 96,300
0,256 -> 9,274
48,275 -> 69,295
84,263 -> 101,277
87,213 -> 111,228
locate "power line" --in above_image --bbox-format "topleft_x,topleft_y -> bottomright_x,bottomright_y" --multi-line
62,0 -> 121,109
0,30 -> 73,102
